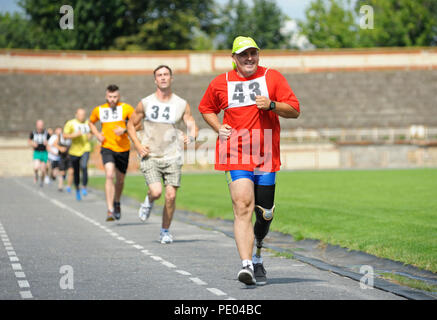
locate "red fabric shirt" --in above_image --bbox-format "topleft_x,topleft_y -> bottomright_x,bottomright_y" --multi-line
199,66 -> 299,172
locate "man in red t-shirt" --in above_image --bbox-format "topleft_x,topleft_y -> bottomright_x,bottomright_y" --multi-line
199,36 -> 300,285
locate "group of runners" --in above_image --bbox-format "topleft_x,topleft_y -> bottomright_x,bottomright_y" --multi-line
28,36 -> 300,286
29,109 -> 91,200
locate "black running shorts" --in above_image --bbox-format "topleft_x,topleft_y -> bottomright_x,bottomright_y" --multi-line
100,147 -> 130,174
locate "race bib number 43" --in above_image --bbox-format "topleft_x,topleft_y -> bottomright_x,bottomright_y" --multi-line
99,106 -> 123,123
227,76 -> 269,109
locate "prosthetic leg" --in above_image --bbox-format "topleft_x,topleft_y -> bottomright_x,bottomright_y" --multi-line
253,185 -> 275,259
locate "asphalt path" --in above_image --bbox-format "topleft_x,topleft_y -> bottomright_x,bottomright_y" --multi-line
0,177 -> 404,301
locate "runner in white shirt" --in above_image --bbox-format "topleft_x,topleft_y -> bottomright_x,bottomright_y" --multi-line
127,65 -> 198,244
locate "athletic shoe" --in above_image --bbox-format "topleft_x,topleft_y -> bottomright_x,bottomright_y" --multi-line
238,266 -> 256,285
76,190 -> 82,201
253,263 -> 267,285
81,188 -> 88,196
160,231 -> 173,244
66,186 -> 71,193
113,202 -> 121,220
44,176 -> 51,185
138,196 -> 153,222
106,211 -> 115,222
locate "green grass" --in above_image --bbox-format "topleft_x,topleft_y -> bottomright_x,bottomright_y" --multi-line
379,272 -> 437,293
89,168 -> 437,273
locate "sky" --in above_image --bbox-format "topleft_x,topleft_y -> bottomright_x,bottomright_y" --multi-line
0,0 -> 314,21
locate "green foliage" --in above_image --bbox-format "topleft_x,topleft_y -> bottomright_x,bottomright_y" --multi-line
2,0 -> 218,50
356,0 -> 437,47
300,0 -> 437,48
114,0 -> 218,50
218,0 -> 290,50
299,0 -> 358,48
0,12 -> 33,49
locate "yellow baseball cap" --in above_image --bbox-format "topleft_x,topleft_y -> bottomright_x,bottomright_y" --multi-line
232,36 -> 260,54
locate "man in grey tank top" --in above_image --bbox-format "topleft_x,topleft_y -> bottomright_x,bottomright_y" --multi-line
127,65 -> 198,244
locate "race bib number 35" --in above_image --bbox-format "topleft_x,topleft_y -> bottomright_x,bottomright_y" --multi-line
99,106 -> 123,123
227,76 -> 269,109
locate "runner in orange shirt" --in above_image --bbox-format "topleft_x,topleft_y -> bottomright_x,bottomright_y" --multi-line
89,85 -> 135,221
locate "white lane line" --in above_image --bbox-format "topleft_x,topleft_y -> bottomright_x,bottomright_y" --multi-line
141,249 -> 152,255
18,280 -> 30,288
150,256 -> 163,261
11,263 -> 22,271
20,291 -> 33,299
190,277 -> 207,286
125,240 -> 135,244
117,236 -> 126,241
161,261 -> 176,268
176,270 -> 192,276
133,244 -> 144,250
0,218 -> 33,299
207,288 -> 227,296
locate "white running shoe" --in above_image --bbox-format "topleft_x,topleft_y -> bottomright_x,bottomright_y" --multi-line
44,176 -> 51,185
138,196 -> 153,222
160,231 -> 173,244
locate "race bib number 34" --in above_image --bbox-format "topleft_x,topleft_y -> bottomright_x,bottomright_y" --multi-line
227,76 -> 269,109
99,106 -> 123,123
145,103 -> 176,124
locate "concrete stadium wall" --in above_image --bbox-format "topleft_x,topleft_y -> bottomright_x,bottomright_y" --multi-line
1,48 -> 437,74
1,69 -> 436,134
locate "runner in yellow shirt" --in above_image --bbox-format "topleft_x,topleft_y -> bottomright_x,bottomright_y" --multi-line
63,108 -> 92,201
89,84 -> 134,221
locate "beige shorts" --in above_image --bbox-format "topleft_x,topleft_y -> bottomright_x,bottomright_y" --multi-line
140,157 -> 182,187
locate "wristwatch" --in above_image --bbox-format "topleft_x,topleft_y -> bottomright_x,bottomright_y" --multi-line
268,101 -> 276,111
188,136 -> 195,143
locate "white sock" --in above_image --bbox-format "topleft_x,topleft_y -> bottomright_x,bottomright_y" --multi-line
242,259 -> 253,270
252,254 -> 263,264
144,195 -> 153,206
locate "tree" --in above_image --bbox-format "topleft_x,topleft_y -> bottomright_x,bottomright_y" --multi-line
0,13 -> 34,49
17,0 -> 127,50
218,0 -> 290,50
355,0 -> 437,47
299,0 -> 358,49
1,0 -> 218,50
113,0 -> 218,50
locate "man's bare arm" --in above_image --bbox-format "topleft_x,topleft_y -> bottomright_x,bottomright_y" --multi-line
183,103 -> 198,144
255,96 -> 300,119
201,112 -> 232,140
127,101 -> 149,158
88,121 -> 105,143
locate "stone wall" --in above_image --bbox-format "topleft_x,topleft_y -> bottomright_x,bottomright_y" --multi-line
1,69 -> 437,135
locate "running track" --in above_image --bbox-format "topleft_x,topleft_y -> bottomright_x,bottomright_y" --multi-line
0,177 -> 403,300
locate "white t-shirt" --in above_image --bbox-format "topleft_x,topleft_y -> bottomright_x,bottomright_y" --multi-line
48,134 -> 61,161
